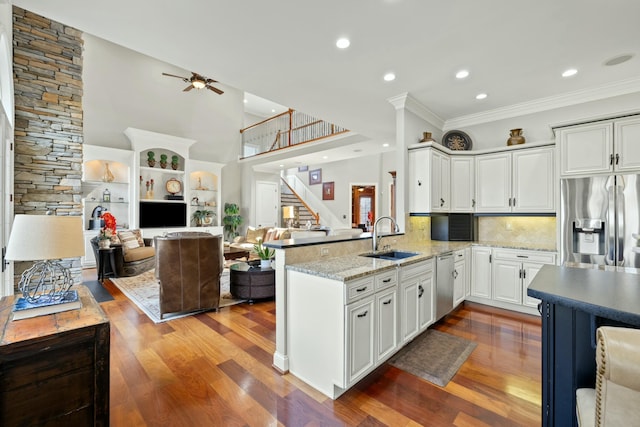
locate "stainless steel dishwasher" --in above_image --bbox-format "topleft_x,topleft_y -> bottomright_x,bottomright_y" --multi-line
436,252 -> 455,321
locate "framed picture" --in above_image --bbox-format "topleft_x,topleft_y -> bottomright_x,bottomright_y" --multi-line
323,182 -> 334,200
298,165 -> 308,172
309,168 -> 322,185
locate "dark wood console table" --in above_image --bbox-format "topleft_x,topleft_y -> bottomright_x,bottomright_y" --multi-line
528,265 -> 640,427
0,285 -> 110,426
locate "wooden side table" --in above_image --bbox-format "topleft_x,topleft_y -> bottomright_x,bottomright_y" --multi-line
230,262 -> 275,303
97,247 -> 116,282
0,285 -> 110,426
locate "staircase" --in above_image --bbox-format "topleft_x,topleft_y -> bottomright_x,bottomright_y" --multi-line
281,190 -> 316,226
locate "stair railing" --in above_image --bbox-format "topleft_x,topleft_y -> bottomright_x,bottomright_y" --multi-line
240,109 -> 348,158
280,177 -> 320,225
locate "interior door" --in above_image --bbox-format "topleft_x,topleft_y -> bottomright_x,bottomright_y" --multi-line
1,114 -> 12,297
255,180 -> 278,228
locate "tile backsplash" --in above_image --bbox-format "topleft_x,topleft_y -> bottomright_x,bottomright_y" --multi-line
478,216 -> 556,246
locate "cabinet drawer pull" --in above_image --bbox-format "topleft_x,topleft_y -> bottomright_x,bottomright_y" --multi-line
418,284 -> 424,298
517,255 -> 529,258
383,299 -> 392,305
357,310 -> 368,318
418,180 -> 422,186
356,286 -> 368,292
382,278 -> 392,283
610,153 -> 614,165
616,153 -> 620,165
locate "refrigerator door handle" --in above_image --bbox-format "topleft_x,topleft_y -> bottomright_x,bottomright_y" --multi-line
605,184 -> 616,265
617,180 -> 625,266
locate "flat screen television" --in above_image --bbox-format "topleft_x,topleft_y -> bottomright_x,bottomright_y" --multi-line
139,201 -> 187,228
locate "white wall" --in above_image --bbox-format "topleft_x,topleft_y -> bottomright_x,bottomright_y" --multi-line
82,34 -> 244,206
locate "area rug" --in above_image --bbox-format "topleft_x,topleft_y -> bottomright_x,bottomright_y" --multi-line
389,329 -> 477,387
110,269 -> 245,323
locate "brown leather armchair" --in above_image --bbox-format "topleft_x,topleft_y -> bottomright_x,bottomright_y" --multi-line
154,232 -> 224,319
576,326 -> 640,426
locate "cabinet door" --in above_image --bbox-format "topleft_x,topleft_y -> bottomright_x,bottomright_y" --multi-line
400,278 -> 420,344
492,259 -> 522,305
418,270 -> 435,331
376,287 -> 398,363
475,153 -> 511,213
437,152 -> 451,212
346,296 -> 376,385
558,122 -> 613,176
453,259 -> 466,307
512,147 -> 555,213
471,246 -> 492,298
615,117 -> 640,172
522,262 -> 544,308
464,248 -> 471,297
451,157 -> 475,212
408,149 -> 430,213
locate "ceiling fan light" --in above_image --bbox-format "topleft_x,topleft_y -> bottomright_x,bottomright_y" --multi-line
192,80 -> 206,89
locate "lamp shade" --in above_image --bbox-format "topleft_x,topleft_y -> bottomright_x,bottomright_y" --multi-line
282,206 -> 295,219
5,215 -> 85,261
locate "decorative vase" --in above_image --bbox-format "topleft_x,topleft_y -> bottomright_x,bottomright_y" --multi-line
160,161 -> 167,169
419,131 -> 435,143
98,239 -> 110,249
171,162 -> 178,170
102,162 -> 115,182
507,128 -> 525,146
260,259 -> 271,269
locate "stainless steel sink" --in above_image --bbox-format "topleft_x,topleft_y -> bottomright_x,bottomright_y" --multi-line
361,250 -> 420,261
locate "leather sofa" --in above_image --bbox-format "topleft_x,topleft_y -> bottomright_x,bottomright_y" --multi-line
154,232 -> 224,319
576,326 -> 640,426
90,230 -> 155,277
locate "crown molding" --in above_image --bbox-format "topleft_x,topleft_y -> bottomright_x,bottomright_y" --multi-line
387,92 -> 445,130
443,76 -> 640,130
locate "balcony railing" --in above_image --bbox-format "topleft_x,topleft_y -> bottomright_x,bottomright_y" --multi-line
240,109 -> 348,158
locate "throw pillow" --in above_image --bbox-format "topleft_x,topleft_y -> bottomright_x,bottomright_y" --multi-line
245,227 -> 266,243
117,230 -> 141,254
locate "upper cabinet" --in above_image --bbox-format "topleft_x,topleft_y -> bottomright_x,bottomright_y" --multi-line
408,147 -> 450,214
475,146 -> 555,214
558,116 -> 640,177
450,156 -> 475,212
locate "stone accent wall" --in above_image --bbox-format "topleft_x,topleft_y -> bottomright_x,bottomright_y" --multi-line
12,7 -> 84,286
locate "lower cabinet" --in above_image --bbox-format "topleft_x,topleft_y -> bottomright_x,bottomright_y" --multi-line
376,287 -> 398,363
400,259 -> 435,345
470,246 -> 556,314
453,249 -> 467,307
346,296 -> 376,384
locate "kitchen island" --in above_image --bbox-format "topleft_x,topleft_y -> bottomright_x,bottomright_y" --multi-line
527,264 -> 640,427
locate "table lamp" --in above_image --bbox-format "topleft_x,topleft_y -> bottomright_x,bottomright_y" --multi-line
5,214 -> 84,304
282,206 -> 296,228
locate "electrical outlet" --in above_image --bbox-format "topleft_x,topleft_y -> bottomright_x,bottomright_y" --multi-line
320,247 -> 329,256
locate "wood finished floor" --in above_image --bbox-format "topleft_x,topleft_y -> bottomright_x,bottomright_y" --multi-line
90,271 -> 542,426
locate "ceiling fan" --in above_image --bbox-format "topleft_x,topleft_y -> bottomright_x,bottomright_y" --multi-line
162,72 -> 224,95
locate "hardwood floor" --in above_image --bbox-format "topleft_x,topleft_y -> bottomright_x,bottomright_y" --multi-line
91,272 -> 541,426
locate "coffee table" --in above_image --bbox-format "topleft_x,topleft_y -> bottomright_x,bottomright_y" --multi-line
224,247 -> 250,261
229,262 -> 275,303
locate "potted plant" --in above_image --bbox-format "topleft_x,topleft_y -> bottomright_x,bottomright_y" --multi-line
223,202 -> 243,240
191,209 -> 213,227
171,155 -> 179,170
147,151 -> 156,167
98,212 -> 117,248
253,238 -> 274,268
159,153 -> 168,169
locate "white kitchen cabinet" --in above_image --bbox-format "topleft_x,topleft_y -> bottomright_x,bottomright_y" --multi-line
476,147 -> 554,213
464,248 -> 471,298
492,249 -> 556,309
400,258 -> 434,344
471,246 -> 492,299
346,296 -> 376,385
453,249 -> 467,306
558,116 -> 640,176
375,287 -> 398,363
408,147 -> 450,213
450,156 -> 475,212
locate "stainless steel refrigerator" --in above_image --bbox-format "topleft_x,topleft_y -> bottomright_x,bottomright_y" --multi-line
561,175 -> 640,268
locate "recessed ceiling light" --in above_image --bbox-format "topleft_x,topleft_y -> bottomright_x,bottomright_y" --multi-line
562,68 -> 578,77
279,164 -> 284,168
322,156 -> 328,160
382,143 -> 390,147
243,99 -> 247,103
476,93 -> 488,100
336,38 -> 350,49
455,70 -> 469,79
383,72 -> 396,82
604,54 -> 633,66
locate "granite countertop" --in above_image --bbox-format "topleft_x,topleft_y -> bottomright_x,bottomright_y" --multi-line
285,238 -> 557,282
528,264 -> 640,326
